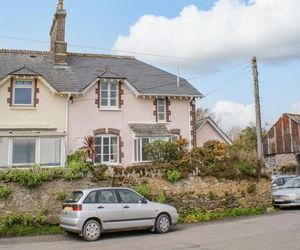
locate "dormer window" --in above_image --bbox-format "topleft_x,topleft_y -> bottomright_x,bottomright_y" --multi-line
100,81 -> 118,108
13,80 -> 34,106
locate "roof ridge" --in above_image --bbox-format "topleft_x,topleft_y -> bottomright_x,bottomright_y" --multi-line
284,113 -> 300,116
0,48 -> 50,55
0,48 -> 135,60
68,51 -> 135,60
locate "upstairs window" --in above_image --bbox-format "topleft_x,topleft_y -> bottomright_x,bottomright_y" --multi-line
157,97 -> 166,122
100,82 -> 118,108
13,81 -> 34,106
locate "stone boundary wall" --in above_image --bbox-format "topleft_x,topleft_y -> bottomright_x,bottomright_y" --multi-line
0,175 -> 272,224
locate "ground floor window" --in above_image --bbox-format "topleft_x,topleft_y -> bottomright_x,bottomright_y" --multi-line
95,135 -> 119,164
0,136 -> 64,168
12,138 -> 36,165
134,136 -> 176,162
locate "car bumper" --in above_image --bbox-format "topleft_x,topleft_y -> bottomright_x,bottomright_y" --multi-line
273,199 -> 300,208
170,213 -> 179,225
59,215 -> 86,233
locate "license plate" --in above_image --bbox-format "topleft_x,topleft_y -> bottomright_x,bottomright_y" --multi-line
274,199 -> 284,202
64,207 -> 73,212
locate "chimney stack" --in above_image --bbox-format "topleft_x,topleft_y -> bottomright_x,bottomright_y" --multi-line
50,0 -> 68,65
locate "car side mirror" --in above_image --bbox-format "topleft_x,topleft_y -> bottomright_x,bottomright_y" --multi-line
272,184 -> 278,188
142,197 -> 147,204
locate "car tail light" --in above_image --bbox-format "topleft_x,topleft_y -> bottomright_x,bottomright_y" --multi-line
62,204 -> 82,211
72,204 -> 82,211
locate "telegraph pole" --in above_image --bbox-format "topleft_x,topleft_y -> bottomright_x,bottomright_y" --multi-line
251,57 -> 263,158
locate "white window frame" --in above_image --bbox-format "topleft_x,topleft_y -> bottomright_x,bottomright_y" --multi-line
13,80 -> 34,106
1,136 -> 64,168
100,81 -> 119,109
134,136 -> 171,163
157,97 -> 166,122
95,134 -> 119,165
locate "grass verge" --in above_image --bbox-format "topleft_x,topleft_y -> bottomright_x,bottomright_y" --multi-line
179,206 -> 267,224
0,225 -> 64,237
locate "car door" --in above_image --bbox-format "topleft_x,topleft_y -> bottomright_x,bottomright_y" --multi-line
83,189 -> 123,231
117,189 -> 156,229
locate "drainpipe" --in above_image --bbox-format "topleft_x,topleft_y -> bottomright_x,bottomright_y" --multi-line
65,93 -> 71,166
188,97 -> 193,150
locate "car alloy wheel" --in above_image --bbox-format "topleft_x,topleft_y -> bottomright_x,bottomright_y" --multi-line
155,214 -> 170,234
83,219 -> 101,241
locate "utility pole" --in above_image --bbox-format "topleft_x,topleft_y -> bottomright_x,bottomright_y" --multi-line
251,57 -> 263,158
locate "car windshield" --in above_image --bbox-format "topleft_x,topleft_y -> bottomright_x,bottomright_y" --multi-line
64,191 -> 83,203
283,178 -> 300,188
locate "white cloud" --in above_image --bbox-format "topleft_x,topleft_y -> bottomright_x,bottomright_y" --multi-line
292,101 -> 300,113
212,100 -> 255,131
113,0 -> 300,70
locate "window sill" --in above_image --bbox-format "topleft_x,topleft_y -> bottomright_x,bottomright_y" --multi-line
10,106 -> 36,110
94,163 -> 121,166
98,107 -> 121,112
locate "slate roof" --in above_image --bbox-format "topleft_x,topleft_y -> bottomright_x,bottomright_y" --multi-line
129,123 -> 171,136
0,49 -> 202,96
285,113 -> 300,124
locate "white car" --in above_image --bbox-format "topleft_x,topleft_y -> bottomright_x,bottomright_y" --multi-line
59,187 -> 179,241
273,177 -> 300,208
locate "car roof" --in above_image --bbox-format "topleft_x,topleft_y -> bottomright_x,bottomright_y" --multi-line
75,187 -> 132,193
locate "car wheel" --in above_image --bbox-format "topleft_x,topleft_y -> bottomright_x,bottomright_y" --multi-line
82,219 -> 101,241
155,214 -> 171,234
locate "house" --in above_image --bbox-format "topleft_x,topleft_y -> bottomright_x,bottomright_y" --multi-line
196,117 -> 232,147
263,113 -> 300,169
0,0 -> 202,168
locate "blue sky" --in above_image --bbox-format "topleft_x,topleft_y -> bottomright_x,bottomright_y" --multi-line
0,0 -> 299,131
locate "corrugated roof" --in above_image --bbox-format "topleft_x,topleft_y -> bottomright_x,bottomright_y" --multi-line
285,113 -> 300,124
0,49 -> 202,96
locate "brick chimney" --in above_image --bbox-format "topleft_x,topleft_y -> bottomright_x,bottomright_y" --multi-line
50,0 -> 68,65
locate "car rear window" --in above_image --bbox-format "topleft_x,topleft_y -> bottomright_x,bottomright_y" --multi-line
64,191 -> 83,203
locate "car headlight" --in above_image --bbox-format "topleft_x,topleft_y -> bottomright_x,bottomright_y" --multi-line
287,194 -> 297,199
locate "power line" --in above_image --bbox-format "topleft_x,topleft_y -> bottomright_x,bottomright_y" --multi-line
204,65 -> 251,97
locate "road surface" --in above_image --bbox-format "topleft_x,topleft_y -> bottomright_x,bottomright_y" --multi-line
1,210 -> 300,250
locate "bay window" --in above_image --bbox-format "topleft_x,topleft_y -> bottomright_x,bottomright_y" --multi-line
0,136 -> 64,167
13,80 -> 34,106
95,135 -> 119,164
12,138 -> 36,165
0,138 -> 9,167
134,136 -> 171,162
40,137 -> 61,166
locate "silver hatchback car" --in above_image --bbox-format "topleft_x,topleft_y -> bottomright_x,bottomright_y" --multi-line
59,187 -> 179,241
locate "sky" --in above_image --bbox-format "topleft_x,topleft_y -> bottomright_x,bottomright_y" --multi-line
0,0 -> 299,132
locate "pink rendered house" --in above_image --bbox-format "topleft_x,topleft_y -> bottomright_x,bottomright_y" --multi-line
0,0 -> 202,168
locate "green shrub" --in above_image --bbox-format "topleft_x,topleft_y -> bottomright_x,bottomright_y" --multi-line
135,183 -> 151,198
91,164 -> 110,180
23,213 -> 33,226
0,186 -> 11,199
155,193 -> 167,203
55,191 -> 68,201
35,215 -> 47,225
235,161 -> 254,176
166,170 -> 182,183
145,139 -> 189,166
67,150 -> 87,164
180,206 -> 266,224
0,213 -> 23,226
